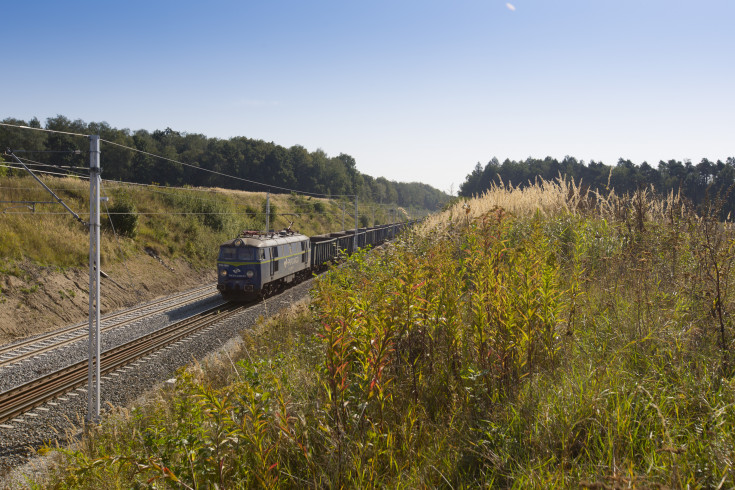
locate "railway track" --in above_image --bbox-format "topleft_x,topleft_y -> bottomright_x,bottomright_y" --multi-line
0,302 -> 247,425
0,284 -> 218,369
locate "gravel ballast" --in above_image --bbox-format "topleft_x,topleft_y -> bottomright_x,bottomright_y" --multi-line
0,279 -> 314,482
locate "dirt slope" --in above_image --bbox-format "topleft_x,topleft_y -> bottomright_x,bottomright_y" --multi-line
0,255 -> 215,346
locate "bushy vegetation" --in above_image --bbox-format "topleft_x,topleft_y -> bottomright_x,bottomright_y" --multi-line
28,178 -> 735,487
103,192 -> 139,238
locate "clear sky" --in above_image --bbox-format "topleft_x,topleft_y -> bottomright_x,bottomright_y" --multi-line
3,0 -> 733,193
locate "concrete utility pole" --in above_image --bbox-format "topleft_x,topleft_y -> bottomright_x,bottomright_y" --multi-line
354,195 -> 358,253
265,192 -> 270,234
5,146 -> 98,420
87,135 -> 101,424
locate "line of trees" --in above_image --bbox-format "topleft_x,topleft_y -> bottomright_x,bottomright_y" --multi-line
0,116 -> 448,211
460,155 -> 735,215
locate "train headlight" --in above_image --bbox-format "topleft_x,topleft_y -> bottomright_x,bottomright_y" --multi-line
246,270 -> 254,278
220,269 -> 227,277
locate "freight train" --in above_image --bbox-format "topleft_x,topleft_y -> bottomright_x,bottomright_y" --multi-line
216,222 -> 415,301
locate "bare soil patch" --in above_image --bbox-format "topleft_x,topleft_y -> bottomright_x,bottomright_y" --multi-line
0,255 -> 215,346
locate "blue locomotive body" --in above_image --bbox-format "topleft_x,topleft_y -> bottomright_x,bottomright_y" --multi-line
217,231 -> 311,301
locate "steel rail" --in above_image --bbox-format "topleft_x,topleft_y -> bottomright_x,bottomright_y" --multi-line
0,284 -> 218,367
0,302 -> 245,425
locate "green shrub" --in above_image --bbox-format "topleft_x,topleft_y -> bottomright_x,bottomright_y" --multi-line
104,197 -> 139,237
194,199 -> 232,232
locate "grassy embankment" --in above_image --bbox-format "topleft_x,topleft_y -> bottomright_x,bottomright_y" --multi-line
24,178 -> 735,488
0,174 -> 387,270
0,175 -> 394,341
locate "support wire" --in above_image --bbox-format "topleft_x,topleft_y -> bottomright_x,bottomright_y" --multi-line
3,150 -> 86,224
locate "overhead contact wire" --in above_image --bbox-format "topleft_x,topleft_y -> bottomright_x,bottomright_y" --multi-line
100,138 -> 356,199
2,123 -> 358,199
0,122 -> 89,138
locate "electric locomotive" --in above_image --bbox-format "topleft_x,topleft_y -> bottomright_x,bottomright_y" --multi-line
217,230 -> 311,301
217,221 -> 419,301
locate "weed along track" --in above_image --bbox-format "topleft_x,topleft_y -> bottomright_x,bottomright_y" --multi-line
0,278 -> 314,476
0,302 -> 246,425
0,284 -> 217,368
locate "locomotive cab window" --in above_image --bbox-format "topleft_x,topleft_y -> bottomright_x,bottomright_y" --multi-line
272,246 -> 279,272
219,247 -> 237,260
237,248 -> 254,261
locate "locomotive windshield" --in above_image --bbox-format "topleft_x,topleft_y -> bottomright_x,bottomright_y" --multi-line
238,248 -> 255,260
219,246 -> 256,261
219,247 -> 237,260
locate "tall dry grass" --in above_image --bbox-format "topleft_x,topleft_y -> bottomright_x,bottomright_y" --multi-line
27,177 -> 735,488
427,176 -> 690,234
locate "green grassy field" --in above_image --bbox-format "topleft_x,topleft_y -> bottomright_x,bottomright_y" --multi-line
0,175 -> 395,273
24,179 -> 735,488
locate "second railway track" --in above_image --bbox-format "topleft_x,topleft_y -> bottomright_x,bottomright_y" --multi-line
0,301 -> 247,425
0,284 -> 219,369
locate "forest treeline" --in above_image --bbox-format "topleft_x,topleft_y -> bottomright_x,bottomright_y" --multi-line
0,115 -> 448,211
461,155 -> 735,215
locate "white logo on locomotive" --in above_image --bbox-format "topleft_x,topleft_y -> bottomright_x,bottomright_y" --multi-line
283,257 -> 300,267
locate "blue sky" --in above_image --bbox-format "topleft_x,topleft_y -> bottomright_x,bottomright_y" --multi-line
3,0 -> 733,193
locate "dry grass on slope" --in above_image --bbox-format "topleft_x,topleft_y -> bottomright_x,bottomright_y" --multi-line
422,176 -> 691,235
